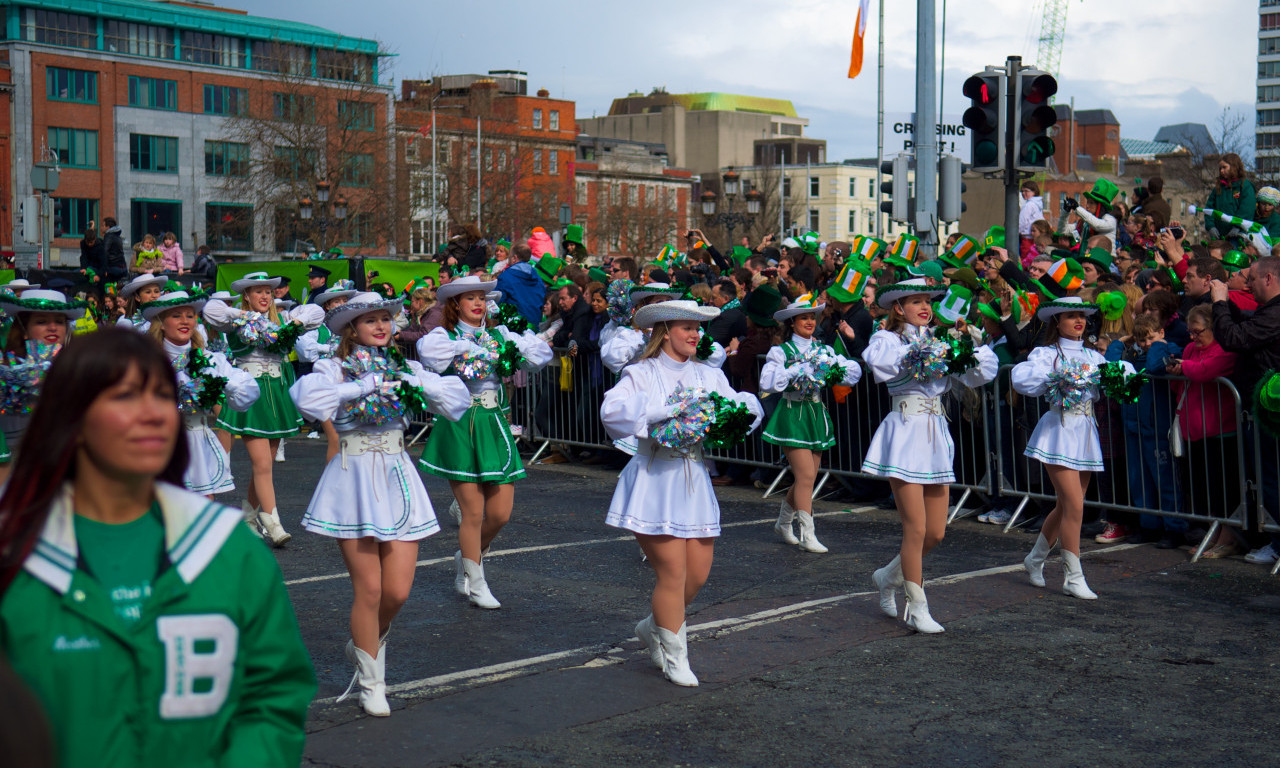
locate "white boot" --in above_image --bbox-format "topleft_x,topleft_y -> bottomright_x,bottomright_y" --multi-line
337,640 -> 390,717
775,499 -> 799,545
872,556 -> 903,618
241,501 -> 261,536
461,557 -> 501,609
1024,533 -> 1055,588
1061,551 -> 1098,600
257,508 -> 291,547
453,550 -> 469,596
795,511 -> 828,553
448,498 -> 461,525
275,440 -> 286,462
903,581 -> 945,634
655,623 -> 698,687
634,614 -> 665,669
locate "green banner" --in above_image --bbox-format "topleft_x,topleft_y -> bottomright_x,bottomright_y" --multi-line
214,260 -> 352,302
362,259 -> 440,296
0,270 -> 14,287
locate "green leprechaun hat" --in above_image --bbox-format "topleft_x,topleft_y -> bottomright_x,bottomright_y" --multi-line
565,224 -> 585,246
852,235 -> 887,264
884,233 -> 920,270
1080,246 -> 1113,275
744,283 -> 783,327
934,284 -> 975,326
1033,254 -> 1086,299
1222,250 -> 1251,273
983,225 -> 1006,250
587,266 -> 609,285
1084,178 -> 1121,208
731,246 -> 753,266
800,231 -> 821,255
976,299 -> 1002,323
825,259 -> 873,304
534,255 -> 565,286
1096,290 -> 1128,322
1254,370 -> 1280,438
938,234 -> 981,270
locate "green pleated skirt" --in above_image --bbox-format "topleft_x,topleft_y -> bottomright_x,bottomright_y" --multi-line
762,397 -> 836,450
418,403 -> 526,485
0,430 -> 9,463
215,374 -> 303,438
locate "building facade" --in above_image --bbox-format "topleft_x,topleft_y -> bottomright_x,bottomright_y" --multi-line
2,0 -> 392,265
1260,1 -> 1280,176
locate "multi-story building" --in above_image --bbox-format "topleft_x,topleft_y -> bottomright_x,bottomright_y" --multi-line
1,0 -> 392,264
1260,1 -> 1280,176
395,72 -> 576,256
572,136 -> 694,261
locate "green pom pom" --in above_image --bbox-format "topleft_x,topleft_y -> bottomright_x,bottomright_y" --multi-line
494,339 -> 524,377
704,392 -> 754,450
264,322 -> 306,355
695,334 -> 714,361
494,304 -> 529,335
1099,361 -> 1147,404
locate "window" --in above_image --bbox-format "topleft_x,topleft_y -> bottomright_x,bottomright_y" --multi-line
272,146 -> 317,181
318,49 -> 373,83
182,31 -> 245,68
848,209 -> 857,232
1260,133 -> 1280,150
338,100 -> 376,131
342,153 -> 375,187
783,177 -> 792,198
866,211 -> 874,233
849,177 -> 857,197
46,67 -> 97,103
810,176 -> 820,197
498,150 -> 507,171
549,151 -> 558,175
533,109 -> 543,130
24,10 -> 95,49
204,141 -> 249,177
468,144 -> 477,167
254,41 -> 310,76
483,148 -> 493,171
1261,109 -> 1280,127
809,209 -> 820,231
1262,60 -> 1280,80
48,127 -> 98,169
550,110 -> 560,131
1262,84 -> 1280,104
53,197 -> 99,238
128,76 -> 177,110
343,213 -> 376,247
130,134 -> 178,173
868,178 -> 875,197
533,151 -> 542,175
1263,37 -> 1280,56
273,93 -> 316,122
628,185 -> 638,205
105,20 -> 173,59
610,183 -> 620,205
203,85 -> 248,116
576,181 -> 588,205
1264,13 -> 1280,31
206,204 -> 253,250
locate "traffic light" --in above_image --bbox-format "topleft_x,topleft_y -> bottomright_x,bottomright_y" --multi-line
21,196 -> 39,244
1014,69 -> 1058,171
962,71 -> 1004,174
53,202 -> 64,238
938,155 -> 966,222
880,154 -> 910,223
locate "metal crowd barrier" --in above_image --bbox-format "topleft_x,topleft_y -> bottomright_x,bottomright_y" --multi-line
1253,423 -> 1280,574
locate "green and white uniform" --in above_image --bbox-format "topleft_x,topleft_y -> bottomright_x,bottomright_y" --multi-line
760,335 -> 861,450
0,482 -> 316,768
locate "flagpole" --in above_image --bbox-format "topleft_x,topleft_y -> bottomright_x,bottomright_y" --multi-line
875,0 -> 884,238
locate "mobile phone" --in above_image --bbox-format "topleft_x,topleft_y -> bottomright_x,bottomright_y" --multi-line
762,268 -> 778,278
1170,226 -> 1185,240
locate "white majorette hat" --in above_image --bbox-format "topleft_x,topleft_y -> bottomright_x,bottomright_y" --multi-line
275,298 -> 296,311
436,275 -> 497,303
633,299 -> 719,329
324,292 -> 405,333
141,290 -> 208,322
774,292 -> 826,322
229,271 -> 282,293
119,273 -> 169,298
486,290 -> 503,304
210,290 -> 234,301
875,277 -> 946,309
628,282 -> 685,304
1,278 -> 40,293
1036,295 -> 1099,321
0,289 -> 86,320
314,279 -> 358,307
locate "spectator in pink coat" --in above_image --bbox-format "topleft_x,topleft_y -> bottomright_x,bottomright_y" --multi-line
159,231 -> 184,274
528,227 -> 555,261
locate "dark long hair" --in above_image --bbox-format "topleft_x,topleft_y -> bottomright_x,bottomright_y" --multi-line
0,328 -> 188,594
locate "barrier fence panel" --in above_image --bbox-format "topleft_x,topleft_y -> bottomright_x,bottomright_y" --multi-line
993,364 -> 1251,561
1253,423 -> 1280,575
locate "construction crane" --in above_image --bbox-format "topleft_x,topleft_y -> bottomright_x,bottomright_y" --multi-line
1034,0 -> 1075,80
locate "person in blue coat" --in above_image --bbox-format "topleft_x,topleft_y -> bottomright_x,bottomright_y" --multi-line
495,243 -> 547,324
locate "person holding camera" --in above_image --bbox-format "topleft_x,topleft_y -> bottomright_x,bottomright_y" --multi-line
1059,180 -> 1119,255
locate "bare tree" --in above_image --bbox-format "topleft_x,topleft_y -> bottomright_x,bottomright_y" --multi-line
704,160 -> 805,251
589,182 -> 682,260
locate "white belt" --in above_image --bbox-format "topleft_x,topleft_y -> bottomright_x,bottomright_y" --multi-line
892,395 -> 943,417
638,437 -> 703,462
471,390 -> 500,409
339,430 -> 405,457
783,391 -> 821,403
1052,402 -> 1094,418
182,413 -> 209,430
240,360 -> 283,379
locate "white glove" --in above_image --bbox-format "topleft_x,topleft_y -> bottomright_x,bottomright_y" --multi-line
645,401 -> 679,425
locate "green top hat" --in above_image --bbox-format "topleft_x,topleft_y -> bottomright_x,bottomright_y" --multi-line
731,246 -> 753,266
852,236 -> 886,264
1084,178 -> 1120,208
744,284 -> 783,327
1256,371 -> 1280,438
800,231 -> 821,255
587,266 -> 609,285
534,255 -> 565,285
934,284 -> 975,326
938,234 -> 980,270
1222,250 -> 1251,273
1080,247 -> 1113,275
983,225 -> 1006,250
976,300 -> 1002,323
1033,256 -> 1086,299
825,259 -> 873,304
565,224 -> 585,246
884,234 -> 920,270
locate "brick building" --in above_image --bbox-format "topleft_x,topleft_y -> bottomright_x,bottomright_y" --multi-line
1,0 -> 392,265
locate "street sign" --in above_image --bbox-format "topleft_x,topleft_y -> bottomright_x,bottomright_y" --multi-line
882,113 -> 971,164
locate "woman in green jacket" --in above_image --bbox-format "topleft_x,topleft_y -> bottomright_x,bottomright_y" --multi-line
0,327 -> 315,768
1204,153 -> 1256,238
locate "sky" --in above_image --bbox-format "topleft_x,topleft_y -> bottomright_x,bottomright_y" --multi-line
241,0 -> 1258,162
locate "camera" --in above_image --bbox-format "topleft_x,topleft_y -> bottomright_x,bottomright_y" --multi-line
1061,197 -> 1079,214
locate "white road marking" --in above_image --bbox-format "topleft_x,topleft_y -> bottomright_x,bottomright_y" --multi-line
285,508 -> 873,586
311,543 -> 1138,705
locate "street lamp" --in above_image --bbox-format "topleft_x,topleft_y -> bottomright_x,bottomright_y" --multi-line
298,180 -> 347,254
702,167 -> 761,247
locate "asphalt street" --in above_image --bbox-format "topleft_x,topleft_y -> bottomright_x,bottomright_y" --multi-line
238,436 -> 1280,768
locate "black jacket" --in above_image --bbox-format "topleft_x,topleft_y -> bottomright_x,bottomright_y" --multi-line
707,306 -> 748,347
79,237 -> 106,277
552,297 -> 593,350
1212,294 -> 1280,397
818,302 -> 872,359
103,226 -> 127,276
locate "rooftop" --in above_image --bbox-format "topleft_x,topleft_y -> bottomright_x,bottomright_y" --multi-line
607,89 -> 799,118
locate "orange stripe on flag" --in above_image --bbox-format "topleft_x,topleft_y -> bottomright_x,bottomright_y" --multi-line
848,0 -> 871,80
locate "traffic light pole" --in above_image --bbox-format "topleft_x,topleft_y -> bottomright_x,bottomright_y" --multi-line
915,0 -> 937,256
1004,55 -> 1022,264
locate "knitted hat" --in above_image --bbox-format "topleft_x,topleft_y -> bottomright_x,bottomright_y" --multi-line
938,234 -> 981,270
744,284 -> 783,327
1034,256 -> 1086,298
883,234 -> 920,270
825,259 -> 873,304
1259,187 -> 1280,206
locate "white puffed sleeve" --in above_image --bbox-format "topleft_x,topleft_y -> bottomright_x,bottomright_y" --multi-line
600,320 -> 621,349
833,353 -> 863,386
499,325 -> 553,371
117,316 -> 150,333
862,330 -> 908,384
952,344 -> 999,389
758,345 -> 793,394
404,360 -> 471,422
699,339 -> 727,370
416,327 -> 476,373
289,358 -> 375,422
1011,346 -> 1056,397
283,303 -> 324,330
294,329 -> 329,363
601,327 -> 644,373
707,367 -> 764,431
211,350 -> 260,412
600,366 -> 653,442
201,299 -> 243,331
